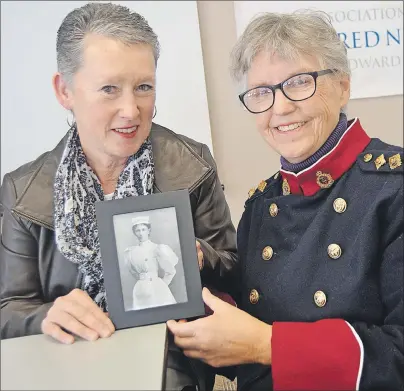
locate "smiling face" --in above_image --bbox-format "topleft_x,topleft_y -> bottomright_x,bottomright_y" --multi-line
246,51 -> 350,163
53,33 -> 156,163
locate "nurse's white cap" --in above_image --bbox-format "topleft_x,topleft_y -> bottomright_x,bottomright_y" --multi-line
131,216 -> 150,227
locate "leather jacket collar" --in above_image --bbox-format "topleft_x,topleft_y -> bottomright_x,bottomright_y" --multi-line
13,123 -> 213,230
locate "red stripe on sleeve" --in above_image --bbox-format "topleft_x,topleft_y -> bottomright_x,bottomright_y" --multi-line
272,319 -> 361,390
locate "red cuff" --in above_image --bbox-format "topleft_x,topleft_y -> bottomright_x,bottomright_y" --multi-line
272,319 -> 362,391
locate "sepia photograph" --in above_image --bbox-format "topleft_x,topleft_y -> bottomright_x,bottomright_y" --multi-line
113,207 -> 188,312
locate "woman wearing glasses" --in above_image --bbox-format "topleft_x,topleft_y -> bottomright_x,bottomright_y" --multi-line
168,10 -> 403,391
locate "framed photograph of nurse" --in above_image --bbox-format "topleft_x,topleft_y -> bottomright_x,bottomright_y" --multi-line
95,189 -> 205,330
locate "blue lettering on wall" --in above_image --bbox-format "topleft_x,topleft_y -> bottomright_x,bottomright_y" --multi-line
352,31 -> 361,48
365,31 -> 380,48
387,29 -> 401,45
338,32 -> 351,49
338,29 -> 402,49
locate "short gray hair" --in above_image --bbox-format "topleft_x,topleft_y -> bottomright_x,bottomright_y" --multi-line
230,10 -> 350,85
56,2 -> 160,84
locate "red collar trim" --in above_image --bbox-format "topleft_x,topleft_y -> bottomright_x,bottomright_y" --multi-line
279,118 -> 371,196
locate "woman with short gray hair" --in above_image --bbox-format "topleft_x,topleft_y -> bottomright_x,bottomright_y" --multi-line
168,10 -> 403,391
0,3 -> 237,391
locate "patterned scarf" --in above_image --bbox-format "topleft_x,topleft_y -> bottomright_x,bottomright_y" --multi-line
54,126 -> 154,311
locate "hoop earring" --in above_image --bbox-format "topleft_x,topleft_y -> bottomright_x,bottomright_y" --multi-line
66,111 -> 76,128
152,106 -> 157,119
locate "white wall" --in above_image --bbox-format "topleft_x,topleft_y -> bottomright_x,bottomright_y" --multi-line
0,1 -> 212,181
234,1 -> 403,100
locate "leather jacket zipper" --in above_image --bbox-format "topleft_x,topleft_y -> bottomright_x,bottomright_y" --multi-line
11,209 -> 53,231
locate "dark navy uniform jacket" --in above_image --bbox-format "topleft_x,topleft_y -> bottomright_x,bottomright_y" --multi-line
234,118 -> 403,391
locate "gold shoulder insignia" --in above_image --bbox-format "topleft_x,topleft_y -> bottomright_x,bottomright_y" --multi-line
247,179 -> 268,199
363,153 -> 373,163
257,180 -> 267,192
389,153 -> 402,170
358,151 -> 403,173
248,188 -> 256,199
374,154 -> 386,170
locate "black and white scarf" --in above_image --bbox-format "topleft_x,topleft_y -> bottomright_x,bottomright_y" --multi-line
54,126 -> 154,311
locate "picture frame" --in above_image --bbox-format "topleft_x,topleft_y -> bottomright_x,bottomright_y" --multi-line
95,189 -> 205,330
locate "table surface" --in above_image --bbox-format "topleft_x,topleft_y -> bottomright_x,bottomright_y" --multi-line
1,323 -> 167,390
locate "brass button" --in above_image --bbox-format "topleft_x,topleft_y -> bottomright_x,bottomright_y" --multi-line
269,203 -> 278,217
262,246 -> 273,260
328,243 -> 342,259
333,198 -> 347,213
363,153 -> 373,162
314,291 -> 327,307
249,289 -> 260,304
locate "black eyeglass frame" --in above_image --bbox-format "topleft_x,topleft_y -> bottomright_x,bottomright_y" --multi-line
239,69 -> 336,114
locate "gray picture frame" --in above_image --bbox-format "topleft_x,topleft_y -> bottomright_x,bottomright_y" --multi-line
95,189 -> 204,330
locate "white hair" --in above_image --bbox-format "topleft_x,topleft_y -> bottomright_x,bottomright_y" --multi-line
230,9 -> 350,87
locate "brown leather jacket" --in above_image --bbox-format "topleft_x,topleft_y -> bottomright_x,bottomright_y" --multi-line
0,123 -> 238,339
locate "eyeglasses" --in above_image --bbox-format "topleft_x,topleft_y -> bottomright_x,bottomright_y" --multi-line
239,69 -> 335,114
